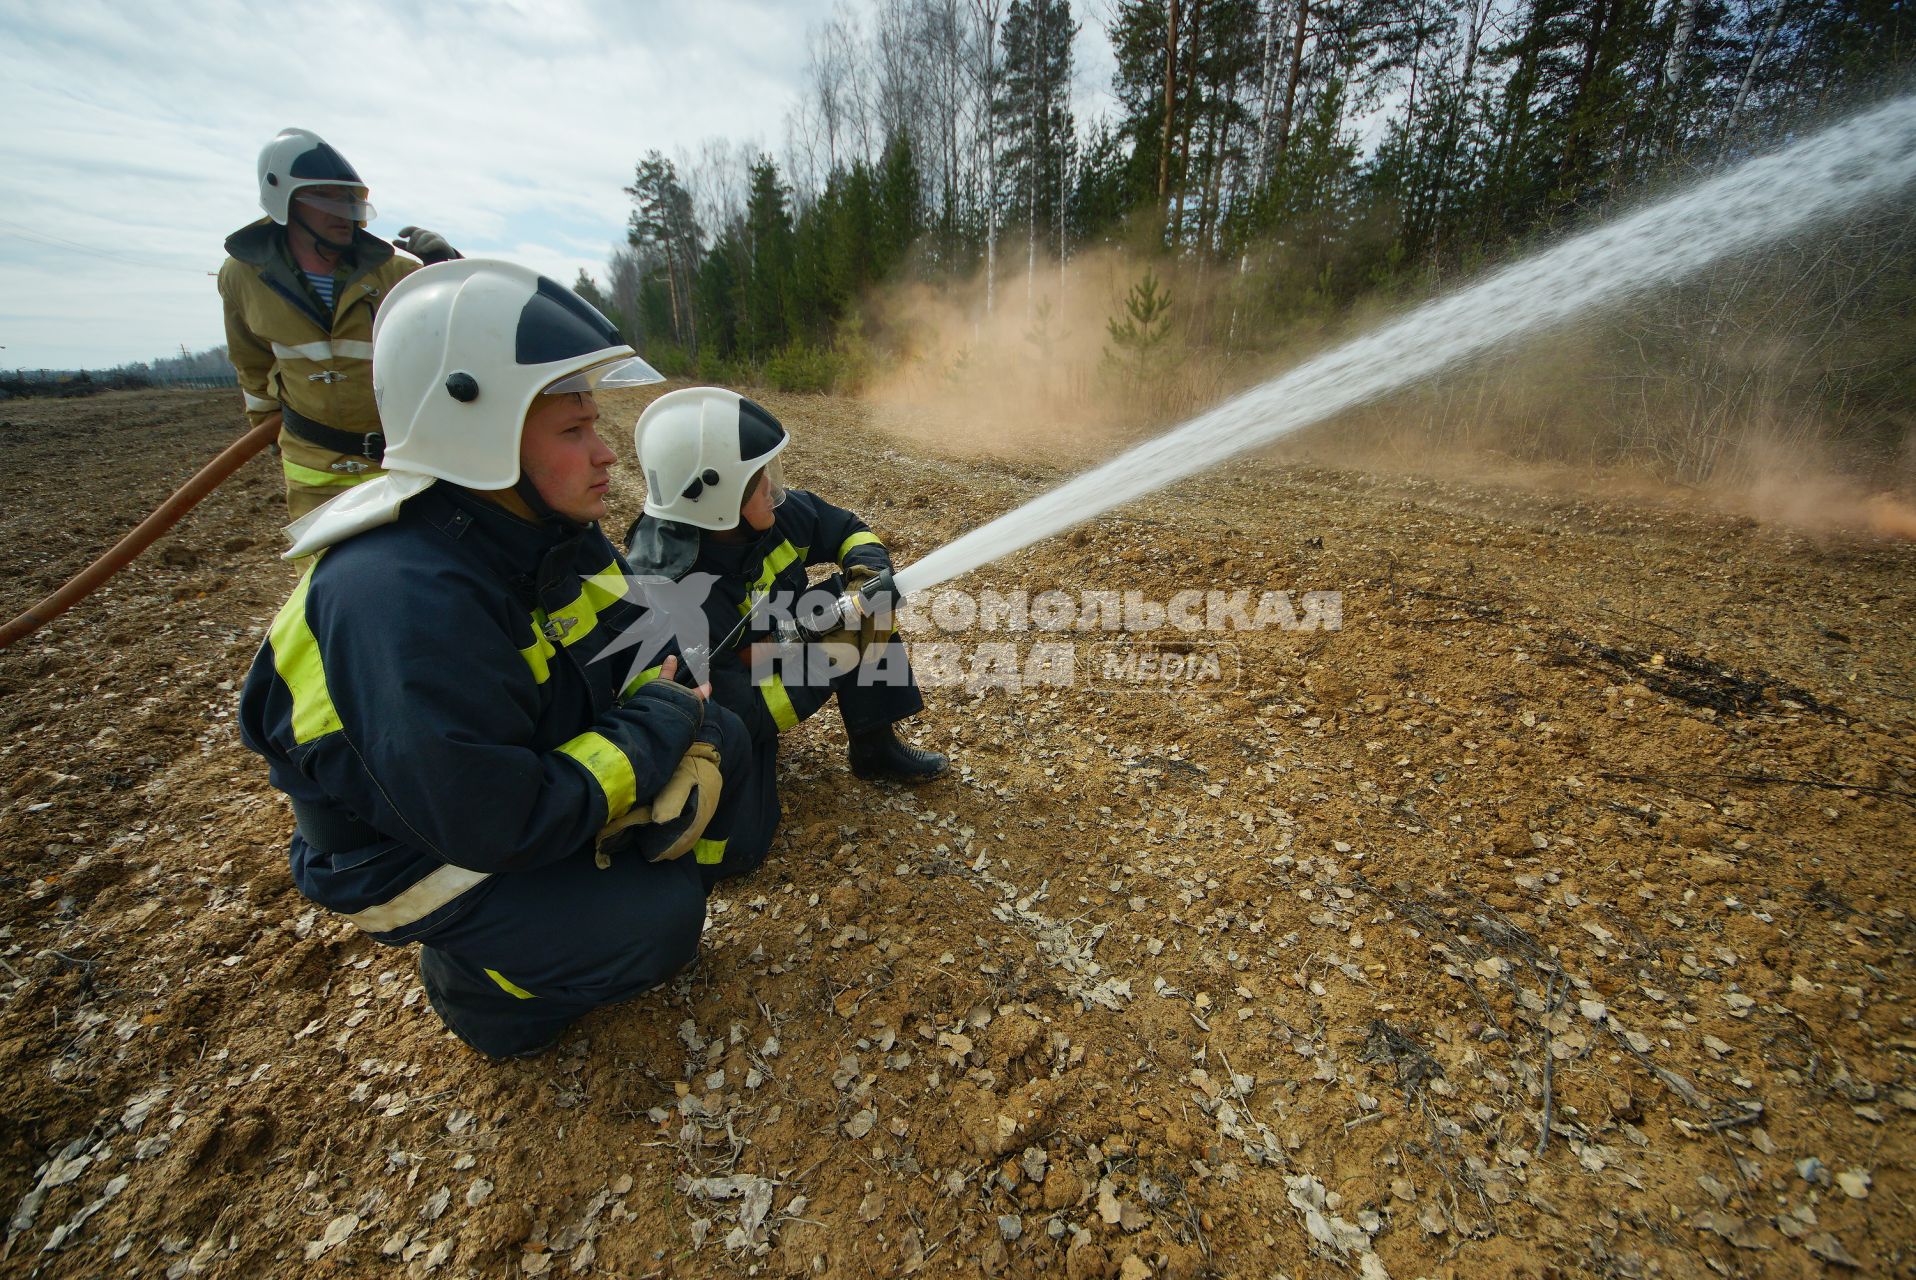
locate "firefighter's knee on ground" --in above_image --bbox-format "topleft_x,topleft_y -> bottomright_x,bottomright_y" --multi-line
608,864 -> 706,996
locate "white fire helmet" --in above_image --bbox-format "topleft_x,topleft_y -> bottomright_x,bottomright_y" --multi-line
634,387 -> 790,531
282,260 -> 660,557
373,259 -> 661,489
256,128 -> 376,225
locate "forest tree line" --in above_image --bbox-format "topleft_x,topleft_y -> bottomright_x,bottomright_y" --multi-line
577,0 -> 1912,477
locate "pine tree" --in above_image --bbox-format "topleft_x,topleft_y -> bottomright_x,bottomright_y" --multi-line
1104,270 -> 1175,386
738,158 -> 797,361
572,271 -> 621,333
875,133 -> 925,277
695,232 -> 742,365
624,153 -> 705,352
995,0 -> 1078,270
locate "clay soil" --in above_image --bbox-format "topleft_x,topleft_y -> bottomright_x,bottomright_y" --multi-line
1,386 -> 1912,1279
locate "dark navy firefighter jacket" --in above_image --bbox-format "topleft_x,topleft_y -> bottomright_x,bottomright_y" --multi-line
239,484 -> 709,942
625,488 -> 892,743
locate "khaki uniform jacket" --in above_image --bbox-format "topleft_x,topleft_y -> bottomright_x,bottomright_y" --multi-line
219,220 -> 422,519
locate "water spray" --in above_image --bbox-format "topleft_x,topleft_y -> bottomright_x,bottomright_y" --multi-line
892,94 -> 1916,600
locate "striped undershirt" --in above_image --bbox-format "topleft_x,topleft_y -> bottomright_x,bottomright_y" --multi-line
304,270 -> 336,311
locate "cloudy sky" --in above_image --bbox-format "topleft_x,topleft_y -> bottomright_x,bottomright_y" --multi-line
0,0 -> 1119,372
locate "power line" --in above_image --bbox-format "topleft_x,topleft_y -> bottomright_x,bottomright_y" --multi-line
0,214 -> 211,274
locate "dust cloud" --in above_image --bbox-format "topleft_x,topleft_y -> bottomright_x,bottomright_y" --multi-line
850,236 -> 1914,544
858,243 -> 1275,467
1732,435 -> 1916,540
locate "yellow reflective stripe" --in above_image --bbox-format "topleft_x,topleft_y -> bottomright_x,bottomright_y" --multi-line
544,562 -> 628,648
694,837 -> 727,866
268,562 -> 344,744
485,968 -> 536,999
282,457 -> 378,488
760,673 -> 799,731
838,531 -> 883,561
737,540 -> 800,615
620,664 -> 665,699
556,730 -> 638,818
520,629 -> 555,683
519,563 -> 627,684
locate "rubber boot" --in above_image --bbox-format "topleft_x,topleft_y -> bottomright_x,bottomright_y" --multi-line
847,722 -> 948,783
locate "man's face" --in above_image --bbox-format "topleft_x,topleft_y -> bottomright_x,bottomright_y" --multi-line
521,392 -> 617,523
291,184 -> 359,244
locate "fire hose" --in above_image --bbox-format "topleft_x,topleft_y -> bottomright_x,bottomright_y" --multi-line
0,419 -> 282,651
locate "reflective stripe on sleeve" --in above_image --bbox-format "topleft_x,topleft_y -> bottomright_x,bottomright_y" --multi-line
267,564 -> 343,744
694,837 -> 727,866
620,664 -> 665,699
243,390 -> 277,412
760,673 -> 799,731
339,862 -> 492,934
556,731 -> 639,818
838,531 -> 883,561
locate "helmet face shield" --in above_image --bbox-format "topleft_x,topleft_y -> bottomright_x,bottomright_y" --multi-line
742,461 -> 790,516
542,354 -> 664,396
292,186 -> 376,222
259,128 -> 368,225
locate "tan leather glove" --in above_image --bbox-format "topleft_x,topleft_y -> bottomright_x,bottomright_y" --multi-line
843,564 -> 894,653
594,741 -> 722,867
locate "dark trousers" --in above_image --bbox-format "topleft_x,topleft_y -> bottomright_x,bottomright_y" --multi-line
414,701 -> 776,1058
835,636 -> 927,735
722,634 -> 926,754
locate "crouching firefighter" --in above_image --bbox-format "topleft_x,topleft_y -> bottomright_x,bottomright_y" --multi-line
625,387 -> 949,800
237,261 -> 776,1059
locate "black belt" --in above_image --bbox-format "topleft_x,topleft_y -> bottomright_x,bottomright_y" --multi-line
290,798 -> 384,854
280,403 -> 385,463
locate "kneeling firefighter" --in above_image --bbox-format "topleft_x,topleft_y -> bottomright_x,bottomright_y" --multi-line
624,387 -> 948,791
237,261 -> 775,1059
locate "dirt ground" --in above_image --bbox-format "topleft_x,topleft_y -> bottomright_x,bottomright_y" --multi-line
0,386 -> 1911,1279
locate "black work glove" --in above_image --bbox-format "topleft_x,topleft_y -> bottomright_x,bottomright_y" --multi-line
395,226 -> 461,263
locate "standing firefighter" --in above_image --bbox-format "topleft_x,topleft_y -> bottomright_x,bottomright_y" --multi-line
238,261 -> 775,1059
625,387 -> 948,808
220,127 -> 461,520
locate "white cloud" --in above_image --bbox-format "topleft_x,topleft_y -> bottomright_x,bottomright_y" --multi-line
0,0 -> 839,367
0,0 -> 1123,370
